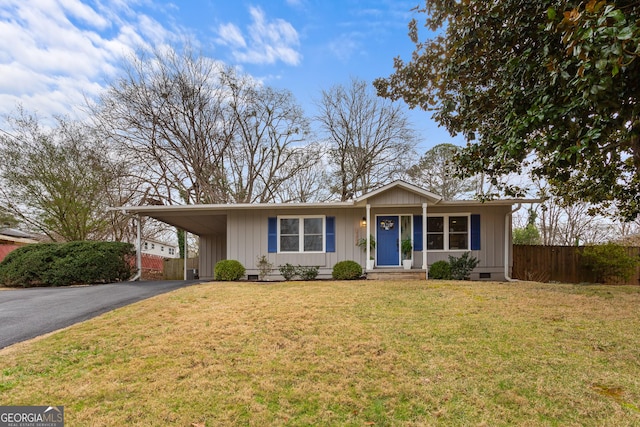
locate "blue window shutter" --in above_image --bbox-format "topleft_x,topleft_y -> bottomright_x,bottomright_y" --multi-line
268,217 -> 277,253
326,216 -> 335,252
413,215 -> 423,251
471,214 -> 481,250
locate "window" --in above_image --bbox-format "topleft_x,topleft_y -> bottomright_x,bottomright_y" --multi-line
279,216 -> 325,253
427,215 -> 469,251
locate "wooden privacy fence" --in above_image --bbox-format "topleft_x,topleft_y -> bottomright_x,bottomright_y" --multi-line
512,245 -> 640,285
163,257 -> 199,280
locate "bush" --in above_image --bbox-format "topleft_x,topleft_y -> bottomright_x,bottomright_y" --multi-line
332,260 -> 363,280
0,241 -> 134,287
256,255 -> 274,280
428,260 -> 451,279
279,263 -> 297,280
214,260 -> 246,281
449,252 -> 480,280
581,243 -> 639,283
297,266 -> 319,280
278,264 -> 319,281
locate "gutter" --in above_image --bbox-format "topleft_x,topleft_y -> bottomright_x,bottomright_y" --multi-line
504,203 -> 522,282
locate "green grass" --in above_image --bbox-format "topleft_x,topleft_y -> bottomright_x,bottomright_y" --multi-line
1,280 -> 640,426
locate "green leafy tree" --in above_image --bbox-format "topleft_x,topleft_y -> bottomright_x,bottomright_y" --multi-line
375,1 -> 640,219
0,108 -> 124,241
513,208 -> 542,245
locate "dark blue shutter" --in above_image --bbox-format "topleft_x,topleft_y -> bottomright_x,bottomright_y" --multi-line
326,216 -> 335,252
413,215 -> 423,251
470,214 -> 481,250
268,217 -> 277,253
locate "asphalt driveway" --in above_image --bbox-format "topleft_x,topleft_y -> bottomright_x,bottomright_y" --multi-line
0,280 -> 201,349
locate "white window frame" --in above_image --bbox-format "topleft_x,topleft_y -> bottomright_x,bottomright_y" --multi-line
278,215 -> 326,253
427,214 -> 471,252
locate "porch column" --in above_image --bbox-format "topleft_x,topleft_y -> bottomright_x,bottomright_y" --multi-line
422,203 -> 428,276
366,203 -> 371,265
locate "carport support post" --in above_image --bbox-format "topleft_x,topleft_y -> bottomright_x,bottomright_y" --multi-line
135,214 -> 142,281
183,230 -> 188,280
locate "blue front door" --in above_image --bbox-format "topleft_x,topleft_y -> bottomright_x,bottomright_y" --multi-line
377,215 -> 400,266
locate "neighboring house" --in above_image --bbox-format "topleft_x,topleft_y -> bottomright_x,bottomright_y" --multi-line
0,227 -> 40,263
141,238 -> 179,258
115,181 -> 537,281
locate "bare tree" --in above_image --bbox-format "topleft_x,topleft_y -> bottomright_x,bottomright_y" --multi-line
408,143 -> 477,200
220,72 -> 317,203
271,143 -> 332,203
91,46 -> 233,205
92,45 -> 319,206
535,183 -> 615,246
316,77 -> 417,201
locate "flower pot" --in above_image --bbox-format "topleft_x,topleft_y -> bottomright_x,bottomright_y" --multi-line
403,259 -> 412,270
366,259 -> 375,270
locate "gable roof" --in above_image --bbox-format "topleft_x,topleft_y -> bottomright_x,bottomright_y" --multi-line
355,180 -> 442,205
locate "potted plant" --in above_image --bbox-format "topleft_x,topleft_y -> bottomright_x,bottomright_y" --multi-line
357,235 -> 376,270
401,238 -> 413,269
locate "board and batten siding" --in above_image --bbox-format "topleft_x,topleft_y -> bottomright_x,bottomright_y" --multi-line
424,205 -> 511,279
199,233 -> 226,280
226,208 -> 366,279
367,187 -> 430,206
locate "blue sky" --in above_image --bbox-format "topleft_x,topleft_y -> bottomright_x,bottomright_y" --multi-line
0,0 -> 464,153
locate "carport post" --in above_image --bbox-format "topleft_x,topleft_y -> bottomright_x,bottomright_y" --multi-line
183,229 -> 188,280
134,214 -> 142,281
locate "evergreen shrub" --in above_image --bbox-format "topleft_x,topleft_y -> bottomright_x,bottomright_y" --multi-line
428,260 -> 451,279
214,260 -> 246,281
0,241 -> 134,287
332,260 -> 362,280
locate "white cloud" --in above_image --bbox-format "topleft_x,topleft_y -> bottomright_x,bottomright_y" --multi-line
217,23 -> 246,48
0,0 -> 176,124
217,6 -> 301,66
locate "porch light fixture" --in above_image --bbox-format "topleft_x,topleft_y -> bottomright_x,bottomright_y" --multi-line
361,217 -> 367,227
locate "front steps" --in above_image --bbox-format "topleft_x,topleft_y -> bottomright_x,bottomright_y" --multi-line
365,268 -> 426,280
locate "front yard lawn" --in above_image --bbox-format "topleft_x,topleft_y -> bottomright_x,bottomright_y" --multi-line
1,280 -> 639,426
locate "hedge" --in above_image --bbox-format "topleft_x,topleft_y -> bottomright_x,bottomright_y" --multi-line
0,241 -> 135,287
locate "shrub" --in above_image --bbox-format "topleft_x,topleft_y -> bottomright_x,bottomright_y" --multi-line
581,243 -> 639,283
332,260 -> 363,280
278,264 -> 319,281
428,260 -> 451,279
448,252 -> 480,280
256,255 -> 274,280
278,263 -> 297,280
214,260 -> 246,281
0,241 -> 134,287
297,266 -> 319,280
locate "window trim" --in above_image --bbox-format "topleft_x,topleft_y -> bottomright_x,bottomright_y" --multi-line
426,213 -> 471,252
277,215 -> 326,253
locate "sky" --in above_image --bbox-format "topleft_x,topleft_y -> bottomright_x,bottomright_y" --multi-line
0,0 -> 464,153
